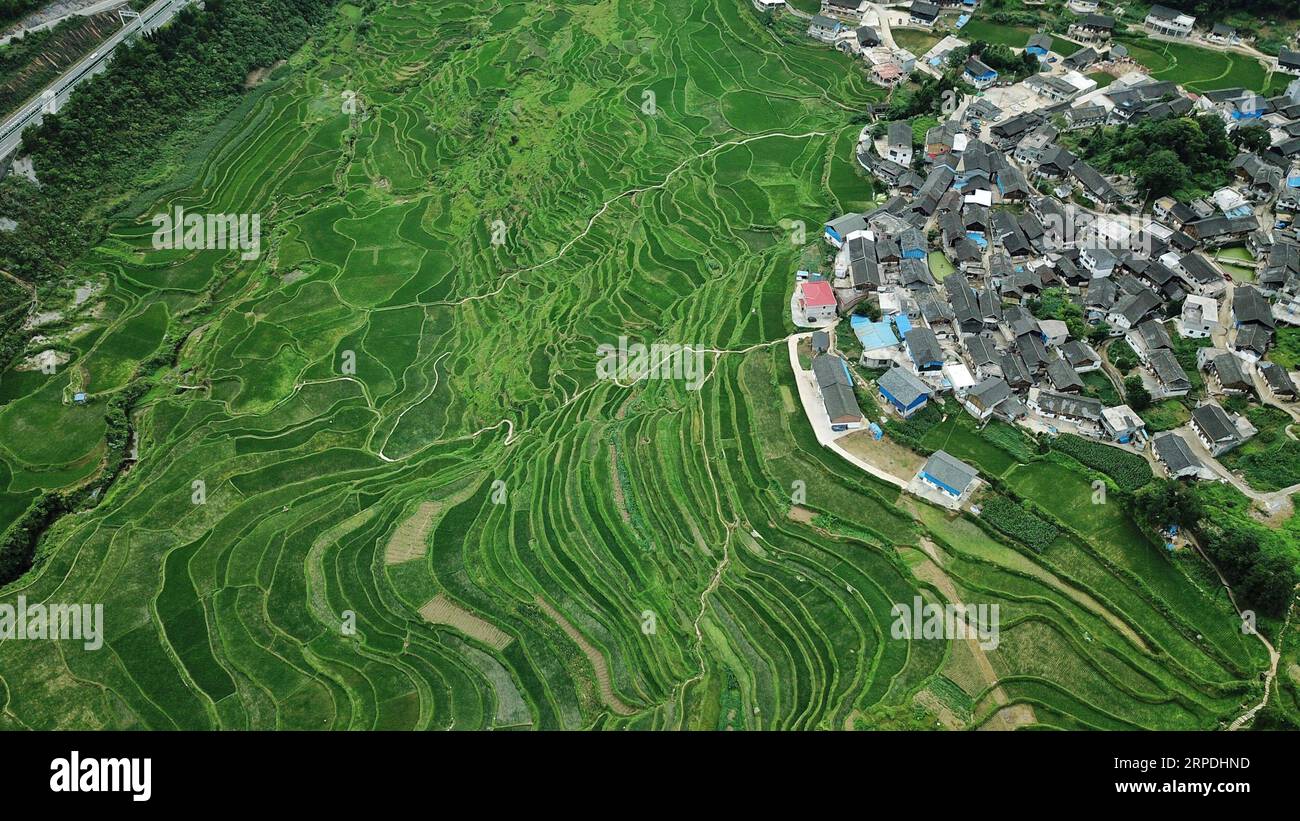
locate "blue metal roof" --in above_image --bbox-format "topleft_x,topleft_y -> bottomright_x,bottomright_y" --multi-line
851,315 -> 899,350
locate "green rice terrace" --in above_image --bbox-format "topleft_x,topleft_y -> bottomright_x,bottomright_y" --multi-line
0,0 -> 1288,730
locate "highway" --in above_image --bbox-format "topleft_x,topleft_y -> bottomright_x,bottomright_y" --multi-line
0,0 -> 195,162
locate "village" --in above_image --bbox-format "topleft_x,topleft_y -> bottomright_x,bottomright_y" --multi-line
784,0 -> 1300,515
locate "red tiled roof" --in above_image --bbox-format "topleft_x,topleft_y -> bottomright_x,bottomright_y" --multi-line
800,280 -> 836,307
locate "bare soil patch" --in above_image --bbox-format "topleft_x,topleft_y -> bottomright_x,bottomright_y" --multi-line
786,505 -> 816,524
838,428 -> 925,477
911,538 -> 1038,730
384,501 -> 438,564
419,594 -> 512,651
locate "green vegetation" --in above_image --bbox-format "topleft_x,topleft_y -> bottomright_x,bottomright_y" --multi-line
1270,327 -> 1300,370
950,39 -> 1043,84
1030,287 -> 1105,344
0,14 -> 119,116
1074,113 -> 1236,200
1141,399 -> 1191,432
891,27 -> 943,57
920,412 -> 1032,477
957,11 -> 1085,54
1123,374 -> 1152,411
979,493 -> 1060,552
1219,406 -> 1300,492
0,0 -> 341,370
1087,71 -> 1115,89
0,0 -> 1287,732
1109,338 -> 1138,373
1082,370 -> 1120,407
882,72 -> 969,121
1115,33 -> 1289,94
0,0 -> 41,29
1049,434 -> 1153,492
927,250 -> 955,280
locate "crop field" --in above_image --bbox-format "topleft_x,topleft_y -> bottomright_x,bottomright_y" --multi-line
955,20 -> 1084,57
1115,35 -> 1289,94
0,0 -> 1277,731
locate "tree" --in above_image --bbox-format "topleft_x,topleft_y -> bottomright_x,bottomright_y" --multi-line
853,300 -> 882,321
1203,525 -> 1261,582
1133,480 -> 1202,530
1079,113 -> 1235,199
1232,124 -> 1271,154
1123,374 -> 1151,410
1238,554 -> 1298,618
1110,342 -> 1137,373
1250,700 -> 1300,731
1138,149 -> 1189,199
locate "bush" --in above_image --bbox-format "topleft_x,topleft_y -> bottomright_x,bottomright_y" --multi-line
1110,339 -> 1138,373
884,403 -> 943,450
980,422 -> 1037,463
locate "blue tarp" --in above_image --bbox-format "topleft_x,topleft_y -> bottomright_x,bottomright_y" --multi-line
869,422 -> 883,440
956,13 -> 970,27
966,231 -> 988,248
892,314 -> 913,337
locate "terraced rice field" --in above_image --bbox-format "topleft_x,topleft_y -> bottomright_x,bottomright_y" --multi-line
0,0 -> 1272,730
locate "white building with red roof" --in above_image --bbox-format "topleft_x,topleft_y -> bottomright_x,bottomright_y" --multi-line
794,280 -> 838,326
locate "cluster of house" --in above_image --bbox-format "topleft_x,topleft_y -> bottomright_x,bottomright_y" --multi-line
1069,2 -> 1300,78
807,9 -> 918,87
804,327 -> 985,505
792,51 -> 1300,487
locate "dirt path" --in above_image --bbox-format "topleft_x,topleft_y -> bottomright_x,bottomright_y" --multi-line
1180,422 -> 1298,522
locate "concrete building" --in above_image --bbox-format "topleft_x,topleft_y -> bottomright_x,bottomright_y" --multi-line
1190,401 -> 1250,456
1144,5 -> 1195,38
877,366 -> 933,418
812,354 -> 864,430
1151,431 -> 1215,480
797,280 -> 838,324
918,450 -> 979,500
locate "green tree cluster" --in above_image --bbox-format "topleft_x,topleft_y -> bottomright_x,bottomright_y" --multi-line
1076,114 -> 1235,200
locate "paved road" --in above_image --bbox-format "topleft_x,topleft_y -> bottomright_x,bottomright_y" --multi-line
865,3 -> 897,51
0,0 -> 195,162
